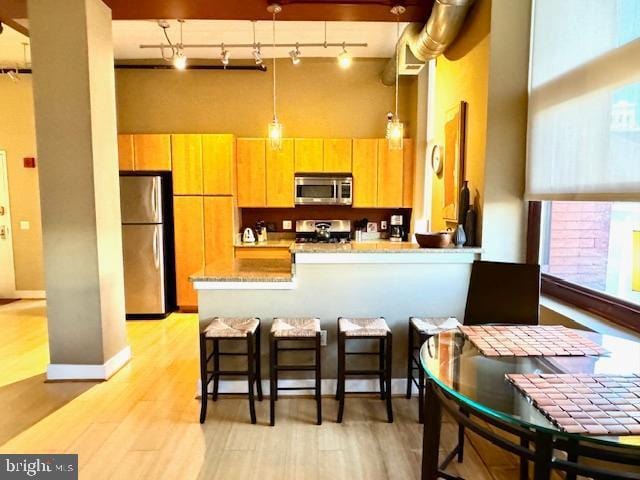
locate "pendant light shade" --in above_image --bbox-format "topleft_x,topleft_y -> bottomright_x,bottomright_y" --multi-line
387,5 -> 405,151
267,3 -> 283,150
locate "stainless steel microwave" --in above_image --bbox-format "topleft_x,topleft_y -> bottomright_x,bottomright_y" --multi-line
294,175 -> 353,205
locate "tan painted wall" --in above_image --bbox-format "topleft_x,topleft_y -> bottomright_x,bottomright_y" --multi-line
430,0 -> 490,234
116,58 -> 409,138
0,77 -> 44,291
430,0 -> 530,262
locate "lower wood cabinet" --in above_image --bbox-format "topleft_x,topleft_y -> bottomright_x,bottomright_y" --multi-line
235,246 -> 291,260
173,196 -> 204,308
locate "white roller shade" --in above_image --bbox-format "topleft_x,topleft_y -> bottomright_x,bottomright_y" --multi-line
526,0 -> 640,201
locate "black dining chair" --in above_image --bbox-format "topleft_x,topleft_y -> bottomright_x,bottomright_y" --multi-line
446,260 -> 541,479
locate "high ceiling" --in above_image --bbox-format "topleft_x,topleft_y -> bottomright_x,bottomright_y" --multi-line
0,0 -> 432,24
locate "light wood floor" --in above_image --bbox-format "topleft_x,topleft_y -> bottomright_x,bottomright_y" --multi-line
0,300 -> 524,480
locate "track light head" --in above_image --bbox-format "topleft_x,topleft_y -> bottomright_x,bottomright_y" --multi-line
289,44 -> 301,65
338,44 -> 352,69
220,46 -> 230,66
173,50 -> 187,70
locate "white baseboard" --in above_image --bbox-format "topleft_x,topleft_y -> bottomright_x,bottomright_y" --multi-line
196,377 -> 409,398
14,290 -> 46,299
47,345 -> 131,381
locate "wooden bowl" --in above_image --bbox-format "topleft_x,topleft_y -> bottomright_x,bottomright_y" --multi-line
415,232 -> 452,248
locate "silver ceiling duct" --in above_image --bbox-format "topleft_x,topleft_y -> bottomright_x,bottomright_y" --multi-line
382,0 -> 476,85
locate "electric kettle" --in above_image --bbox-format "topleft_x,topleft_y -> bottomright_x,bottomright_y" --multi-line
242,228 -> 256,243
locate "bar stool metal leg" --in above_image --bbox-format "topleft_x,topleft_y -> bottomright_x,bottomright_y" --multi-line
337,331 -> 346,423
406,319 -> 414,399
212,338 -> 220,401
418,344 -> 426,424
247,332 -> 257,424
385,332 -> 394,423
269,336 -> 277,426
199,333 -> 208,424
315,331 -> 322,425
379,337 -> 386,400
255,324 -> 263,401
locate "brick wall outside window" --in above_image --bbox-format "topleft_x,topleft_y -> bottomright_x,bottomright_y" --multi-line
545,201 -> 613,290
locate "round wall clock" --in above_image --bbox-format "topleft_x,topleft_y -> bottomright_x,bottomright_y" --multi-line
431,144 -> 443,175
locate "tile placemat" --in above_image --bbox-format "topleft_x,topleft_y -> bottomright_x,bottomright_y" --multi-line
458,325 -> 609,357
506,373 -> 640,436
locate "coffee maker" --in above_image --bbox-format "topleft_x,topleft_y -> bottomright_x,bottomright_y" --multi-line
389,215 -> 404,242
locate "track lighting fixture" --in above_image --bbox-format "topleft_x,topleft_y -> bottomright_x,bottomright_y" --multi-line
253,46 -> 263,65
220,44 -> 230,66
337,43 -> 352,69
289,44 -> 301,65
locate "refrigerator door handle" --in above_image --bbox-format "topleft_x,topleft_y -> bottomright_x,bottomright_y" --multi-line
151,177 -> 159,220
153,226 -> 160,269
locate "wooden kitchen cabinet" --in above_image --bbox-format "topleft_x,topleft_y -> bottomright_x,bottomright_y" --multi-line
133,134 -> 172,171
266,138 -> 294,207
173,196 -> 204,308
323,139 -> 352,173
294,138 -> 323,173
117,135 -> 135,171
377,140 -> 404,208
204,196 -> 235,271
171,134 -> 203,194
203,134 -> 235,196
402,139 -> 414,208
352,139 -> 378,208
236,138 -> 267,207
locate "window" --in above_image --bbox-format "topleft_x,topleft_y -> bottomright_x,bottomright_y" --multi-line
540,201 -> 640,309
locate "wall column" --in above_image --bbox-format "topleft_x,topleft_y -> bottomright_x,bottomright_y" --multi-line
28,0 -> 130,380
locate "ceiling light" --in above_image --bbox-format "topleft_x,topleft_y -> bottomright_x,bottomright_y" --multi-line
220,45 -> 230,66
267,3 -> 283,150
173,49 -> 187,70
289,44 -> 301,65
253,47 -> 263,65
337,43 -> 352,69
387,5 -> 405,150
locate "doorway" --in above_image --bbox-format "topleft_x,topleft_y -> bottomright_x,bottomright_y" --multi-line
0,151 -> 16,298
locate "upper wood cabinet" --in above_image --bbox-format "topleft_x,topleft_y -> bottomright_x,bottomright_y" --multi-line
266,139 -> 295,207
203,134 -> 235,196
173,196 -> 204,308
171,134 -> 202,195
133,134 -> 172,171
204,196 -> 235,271
117,135 -> 135,171
294,138 -> 323,173
377,140 -> 404,208
352,139 -> 378,208
323,139 -> 352,173
402,139 -> 414,208
236,138 -> 267,207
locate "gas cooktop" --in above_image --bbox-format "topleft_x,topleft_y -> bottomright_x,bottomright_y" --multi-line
294,237 -> 350,244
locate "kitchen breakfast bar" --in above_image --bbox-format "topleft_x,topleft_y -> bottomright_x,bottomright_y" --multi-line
190,243 -> 482,381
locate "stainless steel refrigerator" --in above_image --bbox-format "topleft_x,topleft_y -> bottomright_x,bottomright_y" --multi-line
120,174 -> 174,318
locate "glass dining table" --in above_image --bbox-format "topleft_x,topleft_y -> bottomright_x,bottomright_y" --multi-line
419,328 -> 640,480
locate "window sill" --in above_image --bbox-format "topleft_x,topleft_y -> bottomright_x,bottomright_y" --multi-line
540,295 -> 640,342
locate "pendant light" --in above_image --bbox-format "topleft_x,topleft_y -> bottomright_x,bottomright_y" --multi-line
267,3 -> 283,150
387,5 -> 405,150
173,19 -> 187,70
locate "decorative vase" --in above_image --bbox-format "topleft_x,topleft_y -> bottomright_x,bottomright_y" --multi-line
464,205 -> 476,247
458,180 -> 470,224
454,224 -> 467,248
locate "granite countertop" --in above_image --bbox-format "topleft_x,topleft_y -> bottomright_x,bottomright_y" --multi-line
190,258 -> 294,282
290,241 -> 483,254
234,239 -> 294,248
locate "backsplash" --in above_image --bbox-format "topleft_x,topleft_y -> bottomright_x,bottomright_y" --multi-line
240,207 -> 412,233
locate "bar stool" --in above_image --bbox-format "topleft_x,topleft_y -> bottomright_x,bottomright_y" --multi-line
406,317 -> 436,423
199,317 -> 263,424
270,317 -> 322,426
336,317 -> 393,423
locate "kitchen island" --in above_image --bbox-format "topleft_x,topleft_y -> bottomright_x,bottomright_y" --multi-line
190,242 -> 481,391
